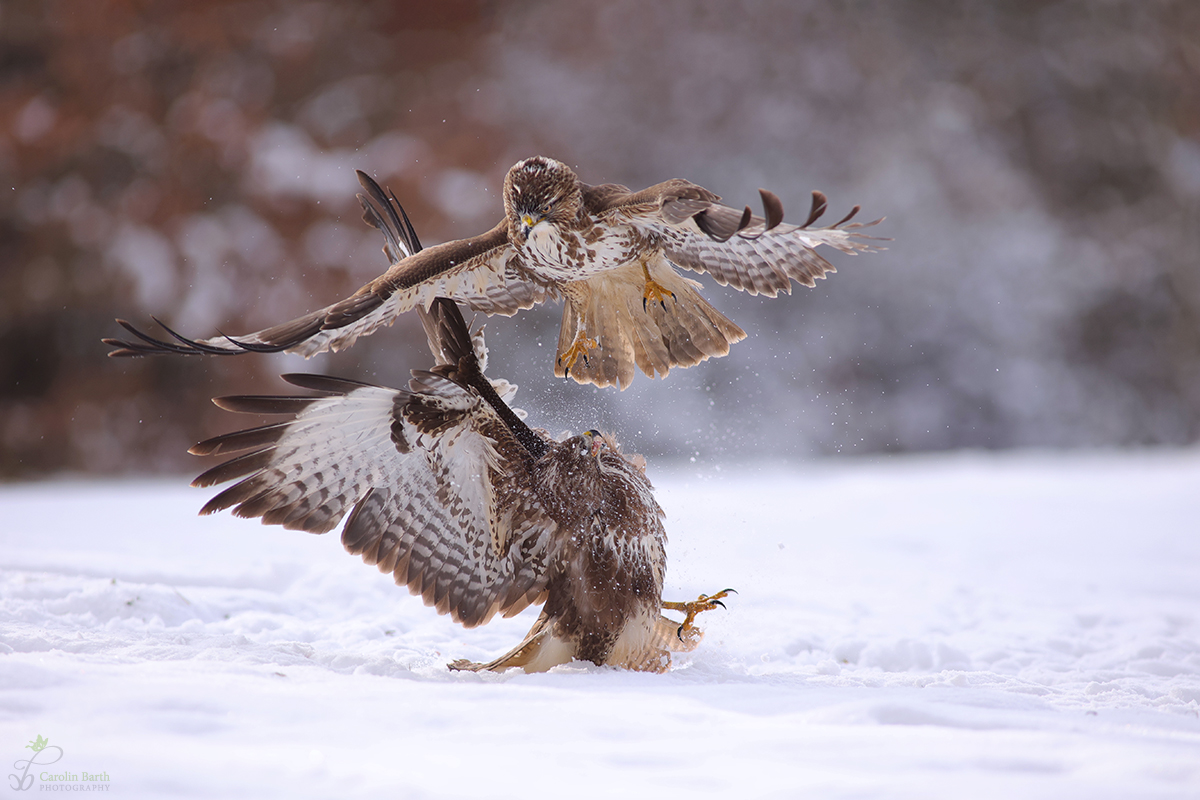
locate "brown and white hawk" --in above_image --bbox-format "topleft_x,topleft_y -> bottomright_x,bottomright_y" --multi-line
188,297 -> 728,672
106,157 -> 882,389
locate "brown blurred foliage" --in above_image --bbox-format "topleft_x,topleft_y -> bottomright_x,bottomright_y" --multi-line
2,0 -> 1198,479
2,0 -> 505,477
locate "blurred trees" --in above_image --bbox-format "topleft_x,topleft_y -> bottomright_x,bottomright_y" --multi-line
1,0 -> 1197,479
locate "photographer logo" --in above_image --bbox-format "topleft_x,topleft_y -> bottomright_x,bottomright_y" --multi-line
9,736 -> 111,792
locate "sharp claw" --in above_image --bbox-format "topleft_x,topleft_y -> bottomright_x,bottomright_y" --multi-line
713,600 -> 726,610
659,299 -> 667,311
676,625 -> 686,642
643,297 -> 648,313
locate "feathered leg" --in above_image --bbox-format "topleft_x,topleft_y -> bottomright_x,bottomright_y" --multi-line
553,293 -> 600,382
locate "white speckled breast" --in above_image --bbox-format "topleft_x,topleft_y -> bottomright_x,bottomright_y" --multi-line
522,221 -> 639,281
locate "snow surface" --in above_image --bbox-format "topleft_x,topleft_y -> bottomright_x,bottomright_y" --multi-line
2,450 -> 1199,799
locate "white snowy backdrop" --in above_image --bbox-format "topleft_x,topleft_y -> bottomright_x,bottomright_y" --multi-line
3,450 -> 1199,798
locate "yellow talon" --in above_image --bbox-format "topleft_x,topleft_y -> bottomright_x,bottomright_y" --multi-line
641,262 -> 676,312
557,333 -> 598,378
663,588 -> 735,641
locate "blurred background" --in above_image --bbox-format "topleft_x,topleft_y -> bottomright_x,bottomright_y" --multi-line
2,0 -> 1198,480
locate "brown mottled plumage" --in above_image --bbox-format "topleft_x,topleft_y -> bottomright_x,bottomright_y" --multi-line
189,298 -> 723,672
106,157 -> 883,389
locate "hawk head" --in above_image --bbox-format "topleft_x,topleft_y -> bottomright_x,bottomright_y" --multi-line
556,429 -> 608,469
534,428 -> 612,518
579,429 -> 607,458
503,156 -> 583,245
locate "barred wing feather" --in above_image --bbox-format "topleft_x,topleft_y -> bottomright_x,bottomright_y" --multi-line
190,373 -> 553,627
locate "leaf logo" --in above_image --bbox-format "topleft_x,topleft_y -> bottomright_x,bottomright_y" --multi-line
10,736 -> 63,791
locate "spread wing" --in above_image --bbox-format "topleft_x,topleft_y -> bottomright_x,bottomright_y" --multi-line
189,370 -> 555,628
587,179 -> 885,297
104,171 -> 555,359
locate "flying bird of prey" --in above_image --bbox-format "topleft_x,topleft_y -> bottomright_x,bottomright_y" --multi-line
188,297 -> 730,672
106,157 -> 882,388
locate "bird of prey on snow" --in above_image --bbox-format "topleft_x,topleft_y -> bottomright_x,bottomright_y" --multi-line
189,296 -> 730,672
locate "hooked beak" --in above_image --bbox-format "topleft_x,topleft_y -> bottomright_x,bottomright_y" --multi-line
519,213 -> 541,240
585,429 -> 604,457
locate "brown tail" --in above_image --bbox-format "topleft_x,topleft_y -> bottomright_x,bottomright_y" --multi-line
555,259 -> 746,390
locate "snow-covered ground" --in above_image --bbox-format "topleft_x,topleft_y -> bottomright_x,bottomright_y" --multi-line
2,449 -> 1199,799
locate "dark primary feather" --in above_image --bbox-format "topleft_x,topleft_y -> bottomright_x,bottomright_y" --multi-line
187,421 -> 292,457
210,395 -> 323,415
279,373 -> 378,395
356,170 -> 422,262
